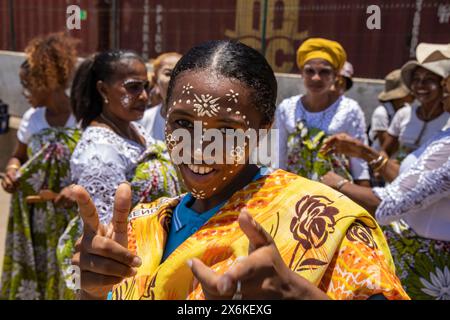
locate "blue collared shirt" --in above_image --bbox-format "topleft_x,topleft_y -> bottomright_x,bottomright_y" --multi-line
161,167 -> 270,262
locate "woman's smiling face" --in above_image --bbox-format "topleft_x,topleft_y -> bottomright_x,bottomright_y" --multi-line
165,70 -> 268,199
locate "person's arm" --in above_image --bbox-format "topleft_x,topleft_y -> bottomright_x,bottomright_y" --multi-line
1,140 -> 28,193
382,110 -> 403,157
380,133 -> 399,158
2,108 -> 33,193
374,140 -> 450,225
320,172 -> 381,215
321,133 -> 400,183
376,131 -> 391,149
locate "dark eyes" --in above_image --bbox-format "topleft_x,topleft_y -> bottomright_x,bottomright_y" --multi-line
175,119 -> 194,129
173,120 -> 235,134
304,67 -> 333,78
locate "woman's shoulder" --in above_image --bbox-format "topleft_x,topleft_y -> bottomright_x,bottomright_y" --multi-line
338,96 -> 364,114
21,107 -> 46,127
72,126 -> 126,161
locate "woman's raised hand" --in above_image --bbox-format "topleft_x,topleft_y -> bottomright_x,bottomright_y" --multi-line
70,183 -> 142,300
188,209 -> 329,300
320,133 -> 365,158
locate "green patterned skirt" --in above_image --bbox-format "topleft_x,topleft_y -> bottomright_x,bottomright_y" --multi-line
383,221 -> 450,300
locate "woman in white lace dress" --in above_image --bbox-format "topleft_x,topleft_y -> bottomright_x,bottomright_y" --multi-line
275,38 -> 369,185
57,51 -> 180,294
319,46 -> 450,299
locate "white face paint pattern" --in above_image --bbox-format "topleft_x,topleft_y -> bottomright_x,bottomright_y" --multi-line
182,83 -> 194,95
193,93 -> 221,117
120,94 -> 132,109
230,146 -> 245,163
192,188 -> 206,199
225,89 -> 239,103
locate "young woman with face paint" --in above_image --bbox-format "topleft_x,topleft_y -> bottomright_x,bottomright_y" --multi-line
55,51 -> 180,297
69,41 -> 408,300
275,38 -> 370,187
138,52 -> 182,141
0,33 -> 80,300
319,45 -> 450,300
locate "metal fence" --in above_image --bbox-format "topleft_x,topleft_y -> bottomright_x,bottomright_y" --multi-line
1,0 -> 449,79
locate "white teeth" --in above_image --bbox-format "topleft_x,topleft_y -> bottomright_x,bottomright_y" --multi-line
188,164 -> 213,175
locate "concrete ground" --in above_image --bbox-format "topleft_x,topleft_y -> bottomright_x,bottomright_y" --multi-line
0,189 -> 10,276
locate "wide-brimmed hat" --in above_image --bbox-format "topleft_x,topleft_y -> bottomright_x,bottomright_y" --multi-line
401,43 -> 450,89
378,69 -> 410,102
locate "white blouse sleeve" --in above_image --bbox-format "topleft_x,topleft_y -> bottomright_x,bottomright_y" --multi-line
347,103 -> 370,180
17,108 -> 37,144
373,136 -> 450,224
386,109 -> 404,138
71,143 -> 128,225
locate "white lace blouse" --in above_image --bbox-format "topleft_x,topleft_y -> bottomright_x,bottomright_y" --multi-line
373,128 -> 450,241
70,124 -> 155,225
274,94 -> 370,180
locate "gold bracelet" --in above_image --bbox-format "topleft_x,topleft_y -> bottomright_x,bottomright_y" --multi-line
373,156 -> 389,172
6,164 -> 20,171
336,178 -> 350,191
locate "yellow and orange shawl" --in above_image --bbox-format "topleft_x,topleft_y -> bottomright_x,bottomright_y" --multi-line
112,170 -> 409,300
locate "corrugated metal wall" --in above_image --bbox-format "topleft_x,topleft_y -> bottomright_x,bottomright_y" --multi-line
1,0 -> 449,78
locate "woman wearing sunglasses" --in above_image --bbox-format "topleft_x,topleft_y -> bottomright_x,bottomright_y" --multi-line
275,38 -> 370,186
56,51 -> 180,296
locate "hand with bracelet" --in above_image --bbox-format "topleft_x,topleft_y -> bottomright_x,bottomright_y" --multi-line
1,162 -> 21,193
320,133 -> 400,183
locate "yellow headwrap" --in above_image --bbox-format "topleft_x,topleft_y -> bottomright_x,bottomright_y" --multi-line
297,38 -> 347,71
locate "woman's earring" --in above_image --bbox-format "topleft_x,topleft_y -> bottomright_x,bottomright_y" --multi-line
104,97 -> 109,104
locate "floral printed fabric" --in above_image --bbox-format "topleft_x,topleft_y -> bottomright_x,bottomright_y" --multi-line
383,221 -> 450,300
286,121 -> 353,181
0,128 -> 81,300
111,170 -> 408,300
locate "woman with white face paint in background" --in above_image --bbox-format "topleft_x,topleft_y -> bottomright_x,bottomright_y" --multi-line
138,52 -> 182,141
56,51 -> 181,296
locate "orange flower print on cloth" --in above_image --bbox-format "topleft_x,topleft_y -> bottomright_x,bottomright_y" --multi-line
112,169 -> 409,300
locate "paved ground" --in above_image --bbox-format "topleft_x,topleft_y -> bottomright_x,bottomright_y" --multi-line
0,189 -> 11,276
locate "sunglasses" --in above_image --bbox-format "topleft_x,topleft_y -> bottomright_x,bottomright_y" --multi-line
122,79 -> 151,96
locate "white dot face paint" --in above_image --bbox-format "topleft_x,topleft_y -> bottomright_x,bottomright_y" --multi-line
192,188 -> 206,199
225,89 -> 239,104
120,95 -> 132,109
229,146 -> 245,163
182,83 -> 194,95
193,93 -> 221,117
165,133 -> 178,152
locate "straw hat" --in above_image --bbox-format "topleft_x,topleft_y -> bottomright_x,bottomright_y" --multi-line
401,43 -> 450,89
378,69 -> 410,102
